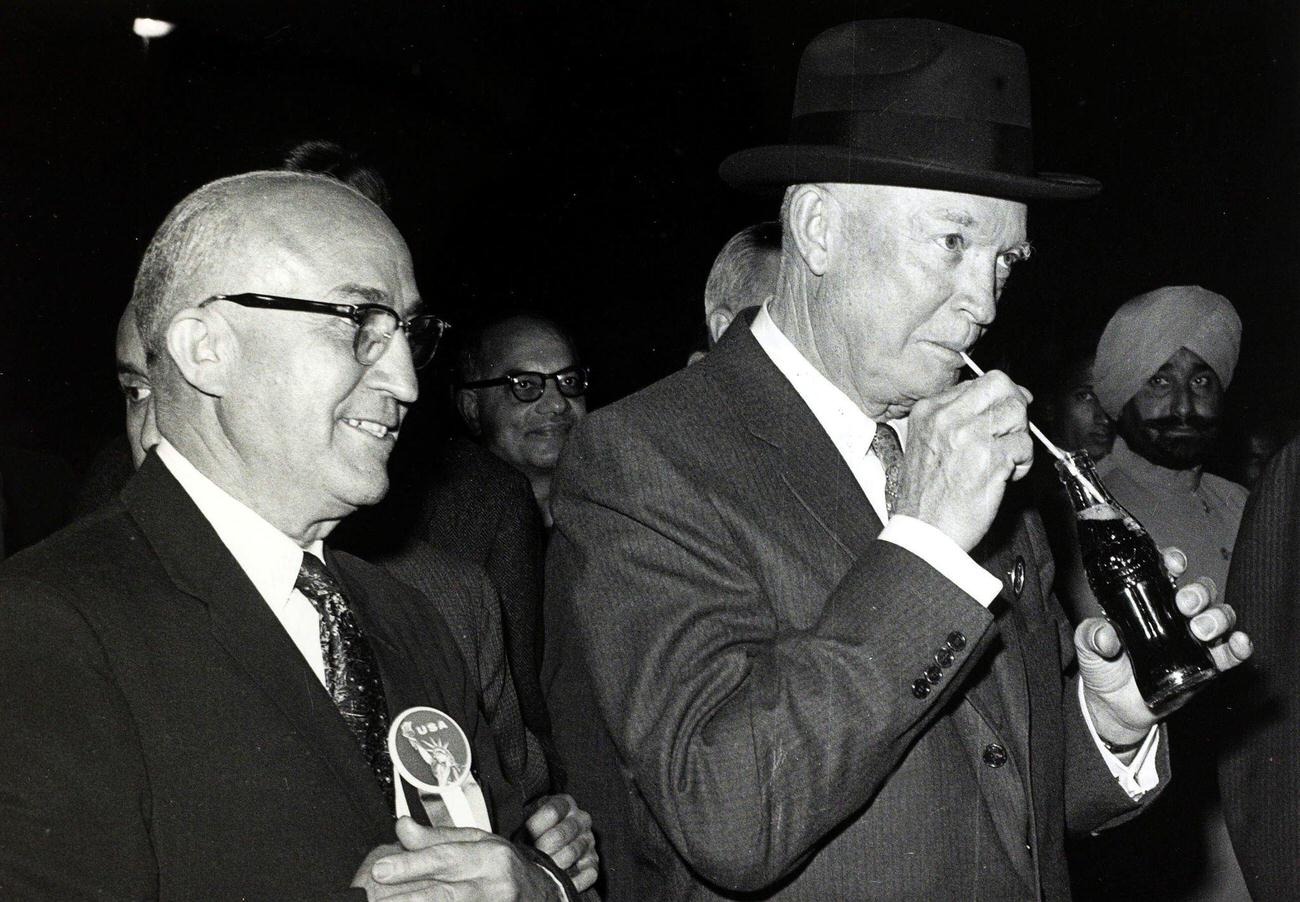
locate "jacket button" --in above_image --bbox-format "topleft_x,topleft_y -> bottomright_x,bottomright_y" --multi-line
946,631 -> 967,652
983,743 -> 1008,768
934,647 -> 954,668
924,665 -> 943,684
911,678 -> 931,699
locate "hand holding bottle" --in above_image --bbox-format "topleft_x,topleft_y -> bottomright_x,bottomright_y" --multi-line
1075,544 -> 1252,748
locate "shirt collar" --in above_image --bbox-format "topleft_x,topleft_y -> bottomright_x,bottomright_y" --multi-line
749,301 -> 908,457
155,439 -> 325,611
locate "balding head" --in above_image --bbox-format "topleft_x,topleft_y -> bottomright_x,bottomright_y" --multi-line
133,170 -> 422,542
131,171 -> 387,361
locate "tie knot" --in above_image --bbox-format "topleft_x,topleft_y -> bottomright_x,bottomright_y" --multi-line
871,423 -> 903,518
295,552 -> 342,610
871,422 -> 902,463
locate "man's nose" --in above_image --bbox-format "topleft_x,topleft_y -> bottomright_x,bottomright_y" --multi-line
955,258 -> 998,327
1170,383 -> 1194,419
366,332 -> 420,405
534,379 -> 571,415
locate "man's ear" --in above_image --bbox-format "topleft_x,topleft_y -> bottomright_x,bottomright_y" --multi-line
786,184 -> 833,277
706,308 -> 735,345
455,389 -> 481,436
165,308 -> 235,397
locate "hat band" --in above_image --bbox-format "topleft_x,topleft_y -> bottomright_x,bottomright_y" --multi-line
790,110 -> 1034,175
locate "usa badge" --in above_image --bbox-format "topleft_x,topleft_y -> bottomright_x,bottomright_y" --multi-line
389,706 -> 488,829
390,707 -> 472,791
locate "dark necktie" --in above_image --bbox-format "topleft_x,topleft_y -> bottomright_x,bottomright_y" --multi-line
871,422 -> 903,518
295,552 -> 394,796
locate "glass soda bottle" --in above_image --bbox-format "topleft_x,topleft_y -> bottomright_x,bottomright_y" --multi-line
1056,450 -> 1219,714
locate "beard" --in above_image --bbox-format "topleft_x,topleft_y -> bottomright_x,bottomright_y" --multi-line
1118,405 -> 1221,470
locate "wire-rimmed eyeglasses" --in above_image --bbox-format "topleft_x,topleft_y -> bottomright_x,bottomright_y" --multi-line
201,293 -> 450,369
459,366 -> 589,403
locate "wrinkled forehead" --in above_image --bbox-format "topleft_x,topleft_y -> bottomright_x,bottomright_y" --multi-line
209,183 -> 420,313
832,183 -> 1028,241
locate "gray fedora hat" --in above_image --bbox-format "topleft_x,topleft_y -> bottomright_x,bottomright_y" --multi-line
720,19 -> 1100,201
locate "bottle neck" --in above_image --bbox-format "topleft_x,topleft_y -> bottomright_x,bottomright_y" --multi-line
1056,451 -> 1121,514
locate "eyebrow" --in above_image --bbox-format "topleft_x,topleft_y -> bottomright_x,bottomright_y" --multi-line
933,209 -> 976,227
332,283 -> 391,306
332,282 -> 425,316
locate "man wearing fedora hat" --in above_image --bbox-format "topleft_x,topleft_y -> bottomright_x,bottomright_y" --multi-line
542,19 -> 1251,901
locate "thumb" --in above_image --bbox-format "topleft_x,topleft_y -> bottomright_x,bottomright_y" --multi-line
395,816 -> 440,851
1074,618 -> 1133,694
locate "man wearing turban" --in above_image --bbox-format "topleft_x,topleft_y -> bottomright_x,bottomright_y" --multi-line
1068,285 -> 1251,901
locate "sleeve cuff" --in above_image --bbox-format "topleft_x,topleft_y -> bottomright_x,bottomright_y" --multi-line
537,863 -> 570,901
880,516 -> 1003,608
1077,679 -> 1161,799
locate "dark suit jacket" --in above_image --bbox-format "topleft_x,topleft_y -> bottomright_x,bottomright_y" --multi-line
380,540 -> 552,802
0,454 -> 526,900
340,434 -> 553,759
1220,433 -> 1300,901
544,324 -> 1161,900
415,436 -> 552,747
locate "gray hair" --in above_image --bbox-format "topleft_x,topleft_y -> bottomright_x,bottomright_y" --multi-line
703,221 -> 782,320
130,169 -> 370,361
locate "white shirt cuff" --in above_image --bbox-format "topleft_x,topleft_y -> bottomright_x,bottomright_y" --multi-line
1077,679 -> 1161,799
880,515 -> 1004,608
537,863 -> 569,900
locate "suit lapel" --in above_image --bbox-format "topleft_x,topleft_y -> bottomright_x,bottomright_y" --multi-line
710,323 -> 1042,774
123,455 -> 390,826
707,324 -> 884,558
710,326 -> 1034,731
966,515 -> 1034,762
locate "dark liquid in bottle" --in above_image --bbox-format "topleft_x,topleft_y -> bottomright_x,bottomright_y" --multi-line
1077,515 -> 1217,713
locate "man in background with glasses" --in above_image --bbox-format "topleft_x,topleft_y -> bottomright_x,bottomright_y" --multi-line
455,314 -> 588,529
0,170 -> 589,899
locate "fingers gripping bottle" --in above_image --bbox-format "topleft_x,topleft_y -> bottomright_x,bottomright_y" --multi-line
1056,451 -> 1219,714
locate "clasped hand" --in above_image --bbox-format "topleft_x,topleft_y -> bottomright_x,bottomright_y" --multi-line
353,793 -> 597,900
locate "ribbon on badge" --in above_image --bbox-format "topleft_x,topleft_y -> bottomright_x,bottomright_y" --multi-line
388,706 -> 491,830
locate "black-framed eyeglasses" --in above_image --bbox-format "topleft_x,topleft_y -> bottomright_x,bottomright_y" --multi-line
201,293 -> 450,369
459,366 -> 589,403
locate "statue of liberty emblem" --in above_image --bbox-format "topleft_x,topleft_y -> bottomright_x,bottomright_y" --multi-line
387,706 -> 472,792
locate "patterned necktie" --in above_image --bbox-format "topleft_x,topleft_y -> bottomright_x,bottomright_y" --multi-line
295,552 -> 393,796
871,422 -> 903,518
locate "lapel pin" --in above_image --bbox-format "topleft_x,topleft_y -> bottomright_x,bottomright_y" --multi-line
389,706 -> 488,830
1008,556 -> 1026,597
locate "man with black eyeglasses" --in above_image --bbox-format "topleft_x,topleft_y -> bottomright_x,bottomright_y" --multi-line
455,314 -> 588,529
0,171 -> 592,900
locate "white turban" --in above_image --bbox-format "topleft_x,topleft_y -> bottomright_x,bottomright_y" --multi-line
1093,285 -> 1241,419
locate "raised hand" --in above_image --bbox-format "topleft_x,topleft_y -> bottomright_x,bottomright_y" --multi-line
895,370 -> 1034,551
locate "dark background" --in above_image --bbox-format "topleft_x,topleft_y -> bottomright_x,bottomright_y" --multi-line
2,0 -> 1297,470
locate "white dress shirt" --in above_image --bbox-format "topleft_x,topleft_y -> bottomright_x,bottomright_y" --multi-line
749,303 -> 1159,797
156,441 -> 541,849
156,440 -> 329,688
